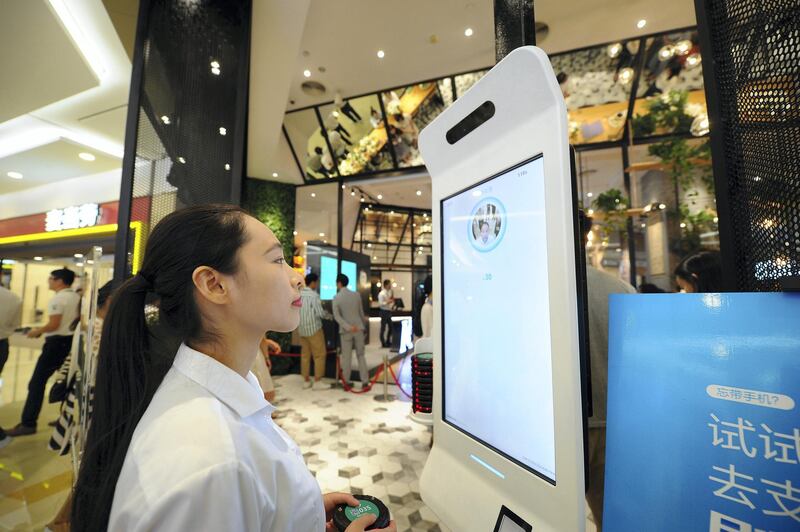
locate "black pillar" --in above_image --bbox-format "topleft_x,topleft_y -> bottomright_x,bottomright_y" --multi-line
494,0 -> 536,63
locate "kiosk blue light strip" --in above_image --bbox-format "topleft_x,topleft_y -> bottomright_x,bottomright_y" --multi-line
470,454 -> 506,479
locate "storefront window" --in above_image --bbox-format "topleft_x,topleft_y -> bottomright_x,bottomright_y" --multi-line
319,95 -> 394,176
381,82 -> 443,168
284,109 -> 338,180
412,212 -> 432,267
550,42 -> 638,144
632,31 -> 707,140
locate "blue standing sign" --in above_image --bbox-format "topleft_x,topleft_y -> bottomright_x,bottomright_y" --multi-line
604,293 -> 800,531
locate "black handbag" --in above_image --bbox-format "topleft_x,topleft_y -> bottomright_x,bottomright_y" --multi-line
48,379 -> 68,404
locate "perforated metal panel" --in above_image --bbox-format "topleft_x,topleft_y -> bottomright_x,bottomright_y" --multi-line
697,0 -> 800,290
117,0 -> 250,278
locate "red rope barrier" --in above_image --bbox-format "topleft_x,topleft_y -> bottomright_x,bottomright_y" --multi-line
337,364 -> 384,394
388,364 -> 414,399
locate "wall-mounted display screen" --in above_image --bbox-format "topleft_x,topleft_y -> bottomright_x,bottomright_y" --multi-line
320,256 -> 357,300
441,155 -> 556,483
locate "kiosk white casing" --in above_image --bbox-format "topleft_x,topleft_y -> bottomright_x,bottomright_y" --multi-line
418,46 -> 585,531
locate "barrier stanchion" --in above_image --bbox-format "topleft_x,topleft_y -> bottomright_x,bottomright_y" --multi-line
374,352 -> 395,402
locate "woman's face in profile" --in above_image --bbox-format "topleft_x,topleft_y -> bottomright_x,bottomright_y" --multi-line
676,275 -> 695,293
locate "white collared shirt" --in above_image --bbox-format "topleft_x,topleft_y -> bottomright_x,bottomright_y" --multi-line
46,288 -> 80,337
109,343 -> 325,531
0,286 -> 21,339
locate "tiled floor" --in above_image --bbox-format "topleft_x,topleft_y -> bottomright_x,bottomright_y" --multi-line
0,340 -> 598,531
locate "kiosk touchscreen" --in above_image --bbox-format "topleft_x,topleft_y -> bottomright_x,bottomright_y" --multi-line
418,47 -> 586,531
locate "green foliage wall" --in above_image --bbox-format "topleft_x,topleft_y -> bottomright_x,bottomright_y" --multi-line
242,178 -> 297,351
242,178 -> 296,263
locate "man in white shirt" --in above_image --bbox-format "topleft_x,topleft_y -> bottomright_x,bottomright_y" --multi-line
6,268 -> 81,436
0,283 -> 22,376
378,279 -> 394,348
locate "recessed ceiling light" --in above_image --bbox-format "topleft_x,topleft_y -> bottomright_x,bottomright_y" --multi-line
161,115 -> 171,124
377,194 -> 383,200
293,230 -> 298,236
74,253 -> 84,258
332,111 -> 340,118
178,156 -> 186,164
319,232 -> 325,237
377,50 -> 385,59
225,163 -> 230,170
464,28 -> 474,37
311,192 -> 316,198
210,60 -> 220,69
351,190 -> 356,196
303,69 -> 311,78
211,67 -> 221,75
587,192 -> 594,198
79,152 -> 96,161
637,19 -> 647,29
7,171 -> 23,179
272,172 -> 278,178
416,190 -> 422,196
33,256 -> 43,261
210,60 -> 221,75
219,127 -> 227,136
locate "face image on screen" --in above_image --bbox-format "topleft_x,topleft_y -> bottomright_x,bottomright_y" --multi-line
320,256 -> 357,300
441,155 -> 556,483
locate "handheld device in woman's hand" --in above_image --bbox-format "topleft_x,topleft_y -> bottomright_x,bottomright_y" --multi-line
333,494 -> 390,531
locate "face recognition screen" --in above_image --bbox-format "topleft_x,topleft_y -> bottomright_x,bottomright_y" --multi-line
441,155 -> 556,483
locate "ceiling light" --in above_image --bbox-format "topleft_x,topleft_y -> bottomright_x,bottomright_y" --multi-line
7,171 -> 23,179
587,192 -> 594,198
392,282 -> 398,288
680,223 -> 687,228
74,253 -> 84,258
303,69 -> 311,78
211,67 -> 221,75
47,0 -> 106,78
713,217 -> 719,223
219,127 -> 227,136
607,43 -> 623,58
210,60 -> 220,69
311,192 -> 316,198
319,232 -> 325,237
79,152 -> 96,161
367,243 -> 372,248
416,190 -> 422,196
225,163 -> 230,170
373,256 -> 378,260
161,115 -> 171,124
464,28 -> 474,37
674,40 -> 692,55
377,50 -> 385,59
351,190 -> 356,196
332,111 -> 340,118
658,203 -> 666,210
76,262 -> 84,267
390,210 -> 394,214
377,194 -> 383,200
618,67 -> 634,84
272,172 -> 279,178
637,19 -> 647,29
686,53 -> 702,68
641,223 -> 647,228
33,256 -> 43,261
360,197 -> 365,203
658,45 -> 674,61
178,156 -> 186,164
587,209 -> 594,215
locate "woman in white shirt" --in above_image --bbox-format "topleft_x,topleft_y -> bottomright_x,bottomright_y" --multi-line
71,205 -> 395,532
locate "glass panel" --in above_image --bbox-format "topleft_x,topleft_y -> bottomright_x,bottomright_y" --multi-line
632,31 -> 708,140
454,70 -> 489,98
319,94 -> 395,176
576,148 -> 630,282
550,41 -> 638,144
284,109 -> 338,180
382,82 -> 441,168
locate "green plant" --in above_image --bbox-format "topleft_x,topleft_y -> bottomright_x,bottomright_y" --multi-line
242,178 -> 297,352
591,188 -> 629,234
674,205 -> 718,256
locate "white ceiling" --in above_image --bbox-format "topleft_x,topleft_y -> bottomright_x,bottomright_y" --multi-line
250,0 -> 696,182
0,139 -> 121,194
0,0 -> 130,204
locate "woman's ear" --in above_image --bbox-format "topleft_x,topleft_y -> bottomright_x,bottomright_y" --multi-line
192,266 -> 229,305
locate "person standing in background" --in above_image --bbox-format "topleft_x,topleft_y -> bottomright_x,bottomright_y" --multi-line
0,282 -> 22,377
333,274 -> 368,389
6,268 -> 81,437
579,211 -> 636,530
420,277 -> 433,338
299,273 -> 330,390
378,279 -> 394,348
674,251 -> 723,293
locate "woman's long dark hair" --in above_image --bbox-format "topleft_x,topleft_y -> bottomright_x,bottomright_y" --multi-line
675,250 -> 723,292
72,204 -> 250,531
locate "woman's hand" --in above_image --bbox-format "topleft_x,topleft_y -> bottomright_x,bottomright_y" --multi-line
345,515 -> 397,532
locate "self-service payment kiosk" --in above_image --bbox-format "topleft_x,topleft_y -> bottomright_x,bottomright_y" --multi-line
418,46 -> 586,531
